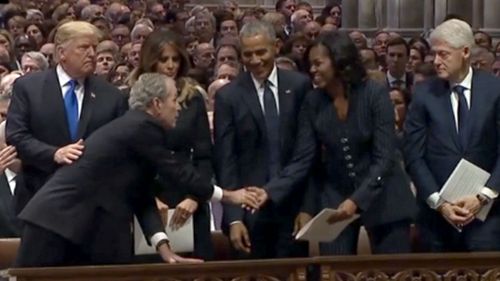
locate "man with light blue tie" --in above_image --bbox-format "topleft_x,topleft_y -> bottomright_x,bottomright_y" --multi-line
6,21 -> 127,214
404,19 -> 500,252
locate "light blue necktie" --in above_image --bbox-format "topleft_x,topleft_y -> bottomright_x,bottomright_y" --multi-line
64,80 -> 79,141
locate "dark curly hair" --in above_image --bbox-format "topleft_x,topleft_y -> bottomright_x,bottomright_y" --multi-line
305,31 -> 366,91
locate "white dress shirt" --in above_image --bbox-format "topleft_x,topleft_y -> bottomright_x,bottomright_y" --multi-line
4,168 -> 16,195
251,65 -> 280,115
426,67 -> 498,209
56,64 -> 85,119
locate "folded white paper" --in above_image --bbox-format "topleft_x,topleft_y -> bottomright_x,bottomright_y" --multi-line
295,208 -> 359,242
439,159 -> 492,222
134,209 -> 194,255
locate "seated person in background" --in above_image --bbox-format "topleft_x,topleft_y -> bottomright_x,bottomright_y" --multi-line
0,120 -> 22,238
14,73 -> 263,267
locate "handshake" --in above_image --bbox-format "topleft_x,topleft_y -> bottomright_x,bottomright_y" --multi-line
222,186 -> 269,212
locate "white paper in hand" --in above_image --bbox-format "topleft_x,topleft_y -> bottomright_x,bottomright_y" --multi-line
134,209 -> 194,255
439,159 -> 492,221
295,208 -> 359,242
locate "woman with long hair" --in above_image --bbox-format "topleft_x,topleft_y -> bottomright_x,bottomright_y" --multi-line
269,31 -> 416,255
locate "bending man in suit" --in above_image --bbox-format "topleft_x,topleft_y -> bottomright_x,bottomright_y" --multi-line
404,19 -> 500,252
214,21 -> 312,258
15,73 -> 261,267
6,21 -> 128,214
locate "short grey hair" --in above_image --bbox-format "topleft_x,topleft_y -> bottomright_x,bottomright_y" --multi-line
240,20 -> 276,42
22,51 -> 49,70
129,73 -> 171,110
81,4 -> 102,21
430,19 -> 475,49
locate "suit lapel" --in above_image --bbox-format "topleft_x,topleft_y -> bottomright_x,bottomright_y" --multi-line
463,71 -> 485,151
239,72 -> 266,135
77,77 -> 95,139
0,173 -> 14,217
436,80 -> 461,151
44,69 -> 71,142
277,70 -> 293,148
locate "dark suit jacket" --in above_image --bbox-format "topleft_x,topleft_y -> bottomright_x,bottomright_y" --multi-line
386,72 -> 414,90
18,110 -> 216,261
0,173 -> 20,238
404,71 -> 500,203
214,69 -> 312,229
266,80 -> 416,227
6,68 -> 128,213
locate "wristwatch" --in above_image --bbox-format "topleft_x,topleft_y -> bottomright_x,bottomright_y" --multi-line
155,238 -> 170,251
476,194 -> 490,206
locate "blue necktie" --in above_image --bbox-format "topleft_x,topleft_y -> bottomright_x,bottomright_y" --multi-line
64,80 -> 79,141
263,80 -> 280,178
453,85 -> 468,148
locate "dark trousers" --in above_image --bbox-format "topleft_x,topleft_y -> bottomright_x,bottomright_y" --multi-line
232,206 -> 308,259
16,223 -> 88,267
417,207 -> 500,252
319,219 -> 412,255
16,209 -> 134,267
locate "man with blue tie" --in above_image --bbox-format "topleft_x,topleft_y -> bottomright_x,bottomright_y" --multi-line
6,21 -> 127,214
404,19 -> 500,252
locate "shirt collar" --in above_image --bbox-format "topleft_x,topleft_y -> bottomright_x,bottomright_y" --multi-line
56,64 -> 84,88
5,168 -> 15,183
251,65 -> 278,90
452,67 -> 473,91
386,71 -> 406,84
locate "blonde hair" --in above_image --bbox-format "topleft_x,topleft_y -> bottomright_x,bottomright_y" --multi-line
177,77 -> 205,108
54,21 -> 102,47
54,21 -> 102,62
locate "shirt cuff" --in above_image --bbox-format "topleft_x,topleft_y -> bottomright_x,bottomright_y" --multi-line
150,232 -> 169,249
481,187 -> 498,200
426,192 -> 442,209
229,220 -> 243,226
211,185 -> 223,201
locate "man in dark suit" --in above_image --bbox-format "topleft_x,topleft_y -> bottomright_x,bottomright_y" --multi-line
214,20 -> 312,259
404,19 -> 500,252
0,121 -> 21,238
6,21 -> 128,214
385,36 -> 413,91
15,73 -> 261,267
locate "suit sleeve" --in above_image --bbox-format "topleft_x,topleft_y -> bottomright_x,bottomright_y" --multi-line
349,84 -> 396,211
6,79 -> 58,172
264,93 -> 318,204
130,120 -> 214,202
213,90 -> 244,224
484,87 -> 500,192
403,85 -> 441,201
133,171 -> 164,243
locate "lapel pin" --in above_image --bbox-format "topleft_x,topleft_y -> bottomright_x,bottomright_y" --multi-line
91,92 -> 96,98
285,89 -> 292,94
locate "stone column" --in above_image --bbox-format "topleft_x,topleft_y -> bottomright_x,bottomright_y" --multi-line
446,0 -> 473,24
423,0 -> 435,31
341,0 -> 359,29
434,0 -> 448,25
399,0 -> 424,28
386,0 -> 400,28
472,0 -> 484,29
358,0 -> 378,29
483,0 -> 500,29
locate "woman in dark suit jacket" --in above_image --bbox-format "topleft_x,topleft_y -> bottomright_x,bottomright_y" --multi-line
286,31 -> 416,255
130,28 -> 214,260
